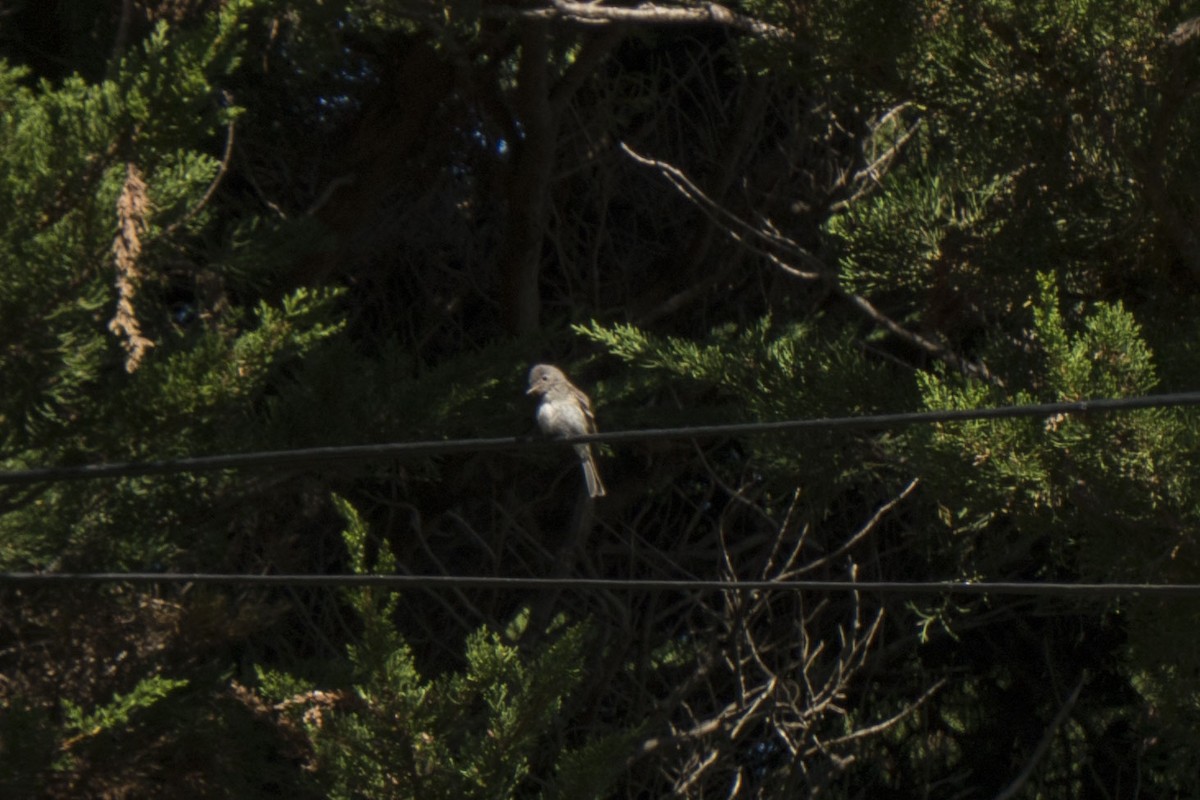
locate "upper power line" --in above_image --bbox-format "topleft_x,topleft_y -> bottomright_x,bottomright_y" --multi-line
1,390 -> 1198,487
2,571 -> 1200,597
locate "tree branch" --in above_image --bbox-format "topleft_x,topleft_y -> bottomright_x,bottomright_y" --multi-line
793,478 -> 920,577
164,98 -> 236,236
482,0 -> 792,40
994,673 -> 1086,800
621,142 -> 1003,385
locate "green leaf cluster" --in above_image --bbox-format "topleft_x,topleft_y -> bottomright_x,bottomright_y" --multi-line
0,287 -> 345,571
575,316 -> 904,501
914,275 -> 1200,772
254,497 -> 630,800
0,5 -> 250,450
59,675 -> 190,762
916,275 -> 1197,575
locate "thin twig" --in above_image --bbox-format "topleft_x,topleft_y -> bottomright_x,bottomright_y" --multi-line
814,677 -> 947,751
163,100 -> 236,236
794,479 -> 920,576
994,673 -> 1086,800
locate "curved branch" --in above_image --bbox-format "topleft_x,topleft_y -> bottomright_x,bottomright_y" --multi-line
621,142 -> 1003,386
163,101 -> 236,236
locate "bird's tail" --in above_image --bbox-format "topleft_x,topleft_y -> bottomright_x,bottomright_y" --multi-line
578,446 -> 606,498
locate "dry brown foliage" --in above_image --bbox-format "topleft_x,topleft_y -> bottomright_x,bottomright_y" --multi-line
109,162 -> 155,373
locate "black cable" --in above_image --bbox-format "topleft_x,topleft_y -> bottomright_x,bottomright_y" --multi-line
1,572 -> 1198,597
1,391 -> 1197,487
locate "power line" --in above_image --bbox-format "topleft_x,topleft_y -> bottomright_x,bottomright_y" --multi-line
1,390 -> 1198,487
1,571 -> 1199,597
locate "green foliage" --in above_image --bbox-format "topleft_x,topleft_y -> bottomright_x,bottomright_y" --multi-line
576,316 -> 904,503
576,316 -> 893,417
819,0 -> 1190,349
60,675 -> 190,760
914,274 -> 1200,784
252,497 -> 630,800
4,0 -> 1200,795
547,731 -> 642,800
827,168 -> 1009,300
0,2 -> 257,459
0,288 -> 345,572
144,287 -> 346,423
300,623 -> 600,800
1031,273 -> 1158,400
916,275 -> 1197,576
335,493 -> 402,672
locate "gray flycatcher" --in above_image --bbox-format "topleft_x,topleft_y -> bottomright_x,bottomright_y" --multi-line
526,364 -> 607,498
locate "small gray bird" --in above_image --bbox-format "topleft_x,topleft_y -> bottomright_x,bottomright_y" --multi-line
527,364 -> 607,498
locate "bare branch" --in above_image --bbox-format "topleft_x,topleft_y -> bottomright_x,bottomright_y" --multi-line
759,488 -> 807,579
793,478 -> 920,577
621,141 -> 1004,385
829,104 -> 922,212
110,0 -> 134,67
994,673 -> 1086,800
621,141 -> 825,277
482,0 -> 792,40
305,173 -> 356,217
1167,16 -> 1200,46
814,677 -> 947,750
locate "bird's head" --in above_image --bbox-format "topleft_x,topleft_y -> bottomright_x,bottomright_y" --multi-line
526,363 -> 566,395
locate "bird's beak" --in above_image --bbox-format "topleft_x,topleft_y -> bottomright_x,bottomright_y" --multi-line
526,385 -> 537,395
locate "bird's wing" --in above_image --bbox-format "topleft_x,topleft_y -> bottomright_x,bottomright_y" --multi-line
572,386 -> 599,433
